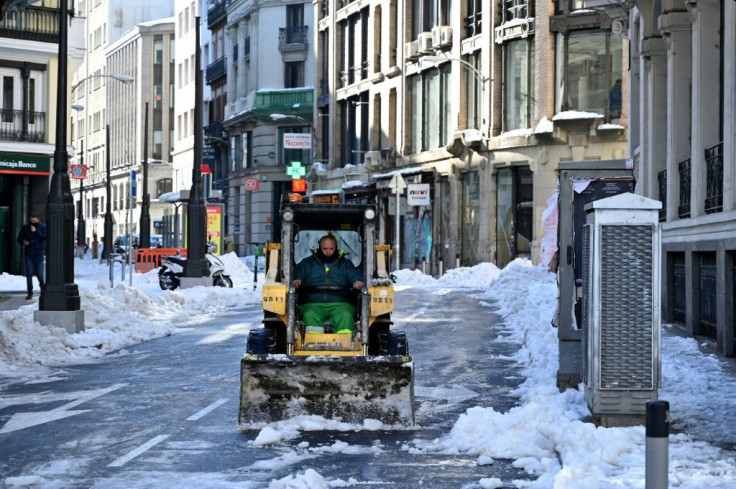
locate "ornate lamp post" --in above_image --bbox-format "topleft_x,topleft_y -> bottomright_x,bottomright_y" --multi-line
71,104 -> 85,247
183,16 -> 208,284
35,0 -> 82,332
139,102 -> 151,249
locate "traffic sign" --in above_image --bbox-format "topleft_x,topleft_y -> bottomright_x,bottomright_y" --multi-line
130,170 -> 137,197
70,164 -> 87,180
389,172 -> 407,194
245,178 -> 259,192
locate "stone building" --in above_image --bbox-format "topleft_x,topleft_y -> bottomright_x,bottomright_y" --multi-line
630,0 -> 736,357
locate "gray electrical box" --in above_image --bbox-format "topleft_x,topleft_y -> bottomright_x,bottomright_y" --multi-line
582,193 -> 662,427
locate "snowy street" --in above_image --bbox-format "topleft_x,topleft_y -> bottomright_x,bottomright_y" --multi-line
1,256 -> 735,488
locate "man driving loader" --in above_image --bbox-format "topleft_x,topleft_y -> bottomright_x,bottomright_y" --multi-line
292,234 -> 365,334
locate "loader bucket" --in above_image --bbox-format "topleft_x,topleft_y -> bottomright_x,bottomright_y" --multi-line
239,354 -> 415,427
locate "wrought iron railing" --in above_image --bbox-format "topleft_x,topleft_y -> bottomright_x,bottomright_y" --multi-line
657,169 -> 666,222
279,26 -> 308,48
206,0 -> 228,28
704,141 -> 723,214
698,254 -> 717,341
205,56 -> 226,84
0,6 -> 59,43
678,158 -> 691,218
672,254 -> 686,324
0,109 -> 46,142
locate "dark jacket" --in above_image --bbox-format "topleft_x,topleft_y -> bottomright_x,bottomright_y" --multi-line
17,221 -> 46,258
294,250 -> 364,303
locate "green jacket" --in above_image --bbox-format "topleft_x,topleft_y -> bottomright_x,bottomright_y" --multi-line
294,251 -> 365,303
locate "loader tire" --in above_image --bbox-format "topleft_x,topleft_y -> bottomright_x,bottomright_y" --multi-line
247,328 -> 277,354
379,330 -> 408,356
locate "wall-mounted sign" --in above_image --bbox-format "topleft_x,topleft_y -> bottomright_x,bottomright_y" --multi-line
0,153 -> 51,175
283,133 -> 311,149
407,183 -> 430,206
245,178 -> 259,192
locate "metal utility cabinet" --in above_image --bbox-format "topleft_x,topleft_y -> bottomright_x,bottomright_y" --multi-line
582,193 -> 662,426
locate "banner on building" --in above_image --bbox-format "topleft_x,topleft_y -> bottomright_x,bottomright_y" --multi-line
407,183 -> 430,206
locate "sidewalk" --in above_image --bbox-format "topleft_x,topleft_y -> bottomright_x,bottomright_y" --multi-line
0,290 -> 37,311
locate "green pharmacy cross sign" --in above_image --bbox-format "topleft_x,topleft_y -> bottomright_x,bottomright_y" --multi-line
286,161 -> 306,179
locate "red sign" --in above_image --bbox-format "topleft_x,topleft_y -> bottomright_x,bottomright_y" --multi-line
292,178 -> 307,193
201,164 -> 212,174
245,178 -> 259,192
70,164 -> 88,179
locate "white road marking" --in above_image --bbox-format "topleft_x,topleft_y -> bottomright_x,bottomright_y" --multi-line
108,434 -> 170,467
0,384 -> 127,434
186,398 -> 228,421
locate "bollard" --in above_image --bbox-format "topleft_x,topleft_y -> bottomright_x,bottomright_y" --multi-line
645,400 -> 669,489
438,258 -> 443,277
422,257 -> 426,275
455,253 -> 460,269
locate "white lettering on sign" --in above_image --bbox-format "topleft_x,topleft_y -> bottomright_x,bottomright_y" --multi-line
407,183 -> 430,206
283,133 -> 312,149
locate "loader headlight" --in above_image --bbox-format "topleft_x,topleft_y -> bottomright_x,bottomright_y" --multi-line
283,208 -> 294,222
364,208 -> 376,220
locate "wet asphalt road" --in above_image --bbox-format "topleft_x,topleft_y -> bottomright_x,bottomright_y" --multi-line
0,287 -> 532,488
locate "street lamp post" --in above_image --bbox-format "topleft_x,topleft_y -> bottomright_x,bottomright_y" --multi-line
35,0 -> 83,333
270,113 -> 315,165
420,55 -> 489,135
101,125 -> 113,262
71,104 -> 85,248
139,102 -> 151,249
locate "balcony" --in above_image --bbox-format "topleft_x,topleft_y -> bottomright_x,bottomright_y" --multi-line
206,56 -> 227,85
678,158 -> 691,219
279,26 -> 308,51
704,141 -> 723,214
251,88 -> 313,121
206,0 -> 228,28
0,109 -> 46,143
0,6 -> 60,43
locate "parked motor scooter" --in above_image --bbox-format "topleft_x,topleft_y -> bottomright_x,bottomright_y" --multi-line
158,243 -> 233,290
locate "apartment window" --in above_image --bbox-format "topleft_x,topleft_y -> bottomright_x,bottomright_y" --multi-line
466,0 -> 482,38
285,62 -> 304,88
153,130 -> 162,160
154,36 -> 164,64
465,53 -> 482,132
286,4 -> 304,27
503,0 -> 529,21
411,0 -> 439,37
1,76 -> 13,123
157,178 -> 172,197
555,30 -> 623,120
409,64 -> 453,153
504,39 -> 535,131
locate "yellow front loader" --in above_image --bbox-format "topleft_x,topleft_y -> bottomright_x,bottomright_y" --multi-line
239,202 -> 414,426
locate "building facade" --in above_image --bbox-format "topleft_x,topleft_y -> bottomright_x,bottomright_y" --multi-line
630,0 -> 735,357
207,0 -> 315,256
71,0 -> 174,248
0,0 -> 85,275
313,0 -> 629,272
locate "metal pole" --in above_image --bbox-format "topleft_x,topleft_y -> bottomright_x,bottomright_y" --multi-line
101,125 -> 113,262
40,0 -> 80,312
184,16 -> 208,278
646,400 -> 669,489
139,102 -> 151,248
76,141 -> 86,247
394,191 -> 400,272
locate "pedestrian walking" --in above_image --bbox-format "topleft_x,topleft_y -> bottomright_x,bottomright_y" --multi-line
16,213 -> 46,300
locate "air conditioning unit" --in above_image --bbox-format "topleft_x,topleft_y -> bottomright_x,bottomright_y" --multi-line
364,151 -> 382,169
417,32 -> 433,54
431,26 -> 452,48
403,40 -> 419,60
